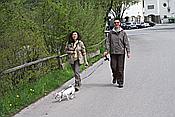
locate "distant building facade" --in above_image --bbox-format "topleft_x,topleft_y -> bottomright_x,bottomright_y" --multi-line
123,1 -> 144,23
123,0 -> 175,23
143,0 -> 175,23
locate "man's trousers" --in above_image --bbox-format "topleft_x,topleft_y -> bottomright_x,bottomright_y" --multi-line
110,54 -> 125,85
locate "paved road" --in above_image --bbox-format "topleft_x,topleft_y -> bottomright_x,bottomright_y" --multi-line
14,24 -> 175,117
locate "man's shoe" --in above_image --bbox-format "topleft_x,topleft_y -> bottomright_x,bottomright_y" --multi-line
118,84 -> 123,88
112,78 -> 117,84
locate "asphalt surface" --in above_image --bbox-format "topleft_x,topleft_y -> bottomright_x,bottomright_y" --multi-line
14,24 -> 175,117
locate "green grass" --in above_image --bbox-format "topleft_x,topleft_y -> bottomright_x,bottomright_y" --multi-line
0,47 -> 105,117
0,64 -> 73,117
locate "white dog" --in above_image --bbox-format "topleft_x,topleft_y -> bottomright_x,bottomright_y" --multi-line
55,85 -> 75,102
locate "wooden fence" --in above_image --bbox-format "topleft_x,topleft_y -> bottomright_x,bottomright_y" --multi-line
1,38 -> 106,76
0,35 -> 107,97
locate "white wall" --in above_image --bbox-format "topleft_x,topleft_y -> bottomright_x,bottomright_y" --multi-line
123,1 -> 144,22
122,0 -> 175,23
144,0 -> 158,16
144,0 -> 175,18
159,0 -> 175,19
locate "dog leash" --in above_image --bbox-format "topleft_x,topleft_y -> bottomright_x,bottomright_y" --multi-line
55,56 -> 109,100
70,56 -> 109,86
82,56 -> 109,80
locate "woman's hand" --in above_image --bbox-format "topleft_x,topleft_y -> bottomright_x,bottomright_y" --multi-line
85,62 -> 89,67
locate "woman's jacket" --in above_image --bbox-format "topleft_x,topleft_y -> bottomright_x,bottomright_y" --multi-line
65,40 -> 87,64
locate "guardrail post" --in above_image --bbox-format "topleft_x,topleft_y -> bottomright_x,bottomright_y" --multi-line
56,55 -> 65,69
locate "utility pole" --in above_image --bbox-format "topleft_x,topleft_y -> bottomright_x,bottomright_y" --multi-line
167,0 -> 170,12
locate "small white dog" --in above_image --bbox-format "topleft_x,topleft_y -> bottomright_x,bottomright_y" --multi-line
55,85 -> 75,102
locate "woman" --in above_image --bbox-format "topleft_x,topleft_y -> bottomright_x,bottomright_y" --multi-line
65,31 -> 88,91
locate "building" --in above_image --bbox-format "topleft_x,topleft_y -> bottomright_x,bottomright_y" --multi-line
123,0 -> 175,24
143,0 -> 175,23
123,1 -> 144,23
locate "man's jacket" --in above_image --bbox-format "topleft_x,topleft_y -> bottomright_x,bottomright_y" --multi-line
106,28 -> 130,54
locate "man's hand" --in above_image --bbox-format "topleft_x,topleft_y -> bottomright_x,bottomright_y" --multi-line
127,53 -> 131,58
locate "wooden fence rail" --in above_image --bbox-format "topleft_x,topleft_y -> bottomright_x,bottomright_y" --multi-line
0,54 -> 67,76
0,32 -> 108,98
0,38 -> 106,77
2,56 -> 57,74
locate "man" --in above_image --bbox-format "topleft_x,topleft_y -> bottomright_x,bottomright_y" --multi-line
104,18 -> 131,88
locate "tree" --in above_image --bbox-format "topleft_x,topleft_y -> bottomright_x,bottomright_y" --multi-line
0,0 -> 109,72
109,0 -> 140,20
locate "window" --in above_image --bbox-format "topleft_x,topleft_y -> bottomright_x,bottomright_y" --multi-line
163,3 -> 167,7
148,5 -> 154,9
164,15 -> 167,18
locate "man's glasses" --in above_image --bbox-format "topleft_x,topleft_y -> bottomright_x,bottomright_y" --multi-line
114,22 -> 120,24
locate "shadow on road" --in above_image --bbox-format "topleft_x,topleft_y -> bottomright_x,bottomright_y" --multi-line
83,83 -> 115,88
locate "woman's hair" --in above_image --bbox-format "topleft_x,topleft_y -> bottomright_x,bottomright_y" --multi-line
68,31 -> 81,44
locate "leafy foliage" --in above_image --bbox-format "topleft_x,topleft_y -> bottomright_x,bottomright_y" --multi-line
0,0 -> 109,72
0,0 -> 138,116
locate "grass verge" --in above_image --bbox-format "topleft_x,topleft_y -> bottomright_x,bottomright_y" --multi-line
0,48 -> 105,117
